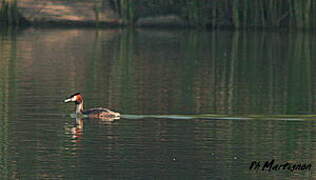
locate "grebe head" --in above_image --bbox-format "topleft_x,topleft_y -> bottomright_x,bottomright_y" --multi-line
64,92 -> 83,104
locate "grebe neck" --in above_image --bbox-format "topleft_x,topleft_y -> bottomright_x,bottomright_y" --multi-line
76,101 -> 84,114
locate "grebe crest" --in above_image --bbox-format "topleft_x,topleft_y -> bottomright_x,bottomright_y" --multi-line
64,93 -> 120,120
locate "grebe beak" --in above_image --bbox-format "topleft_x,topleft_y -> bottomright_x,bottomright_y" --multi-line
64,95 -> 78,103
64,98 -> 72,103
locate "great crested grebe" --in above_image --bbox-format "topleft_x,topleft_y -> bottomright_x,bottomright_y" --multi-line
64,93 -> 120,119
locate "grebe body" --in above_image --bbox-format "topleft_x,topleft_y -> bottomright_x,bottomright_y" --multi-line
64,93 -> 120,120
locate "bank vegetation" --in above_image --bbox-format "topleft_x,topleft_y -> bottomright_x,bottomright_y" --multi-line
0,0 -> 315,29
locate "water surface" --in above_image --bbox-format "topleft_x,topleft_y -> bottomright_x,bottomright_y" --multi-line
0,29 -> 315,179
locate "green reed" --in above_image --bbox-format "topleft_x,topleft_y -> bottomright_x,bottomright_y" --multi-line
111,0 -> 315,29
0,0 -> 21,26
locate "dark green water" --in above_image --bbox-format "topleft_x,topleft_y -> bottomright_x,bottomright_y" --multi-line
0,29 -> 315,179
